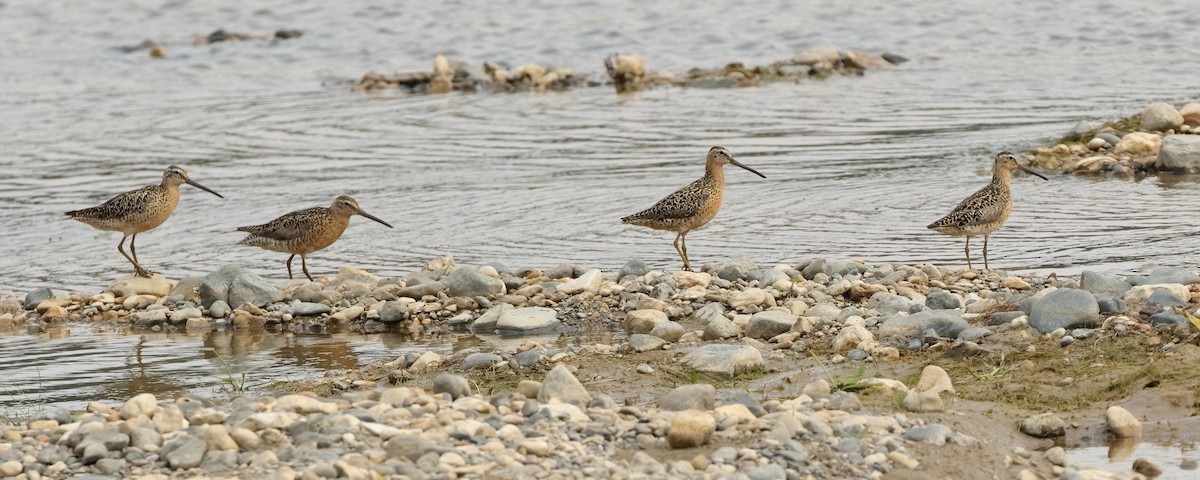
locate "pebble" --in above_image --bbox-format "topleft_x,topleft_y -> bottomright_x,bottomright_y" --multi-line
0,461 -> 21,477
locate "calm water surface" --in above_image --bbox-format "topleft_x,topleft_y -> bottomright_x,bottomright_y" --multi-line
2,0 -> 1200,429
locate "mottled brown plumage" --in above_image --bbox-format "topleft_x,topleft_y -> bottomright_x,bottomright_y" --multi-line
236,196 -> 393,281
928,151 -> 1047,270
65,165 -> 223,277
622,146 -> 766,271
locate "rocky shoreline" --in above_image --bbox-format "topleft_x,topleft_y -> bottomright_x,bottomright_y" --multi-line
1023,100 -> 1200,176
3,256 -> 1199,479
351,47 -> 905,94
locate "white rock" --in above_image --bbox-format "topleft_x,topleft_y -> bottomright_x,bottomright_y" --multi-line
1113,132 -> 1162,156
558,269 -> 602,294
120,393 -> 159,420
1123,283 -> 1189,307
623,309 -> 667,333
902,389 -> 944,412
679,344 -> 764,378
673,271 -> 712,289
667,410 -> 716,448
108,274 -> 175,297
833,324 -> 874,351
915,365 -> 955,395
0,461 -> 22,477
408,351 -> 443,373
1105,406 -> 1142,438
728,288 -> 773,309
497,307 -> 560,332
1140,102 -> 1183,132
236,412 -> 301,431
273,394 -> 338,414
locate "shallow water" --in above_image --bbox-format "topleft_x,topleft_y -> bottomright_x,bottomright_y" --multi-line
3,0 -> 1200,418
1068,441 -> 1198,480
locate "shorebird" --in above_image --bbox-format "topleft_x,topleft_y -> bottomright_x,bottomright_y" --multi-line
236,196 -> 393,281
65,166 -> 223,277
927,151 -> 1047,270
622,146 -> 766,271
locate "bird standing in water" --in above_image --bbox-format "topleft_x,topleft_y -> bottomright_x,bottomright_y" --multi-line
236,196 -> 393,281
65,165 -> 223,277
622,146 -> 766,271
928,151 -> 1047,270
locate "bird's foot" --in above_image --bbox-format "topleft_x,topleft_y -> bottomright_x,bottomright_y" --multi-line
135,268 -> 158,278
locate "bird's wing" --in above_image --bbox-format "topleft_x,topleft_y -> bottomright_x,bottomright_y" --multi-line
67,186 -> 157,218
936,186 -> 1006,228
237,207 -> 325,241
626,179 -> 710,222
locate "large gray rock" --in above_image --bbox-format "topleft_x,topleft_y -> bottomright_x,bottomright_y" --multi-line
628,334 -> 668,352
660,384 -> 715,411
496,307 -> 560,333
1146,289 -> 1187,308
432,373 -> 471,400
680,344 -> 764,378
1140,102 -> 1184,132
444,267 -> 505,298
618,260 -> 650,279
23,287 -> 52,310
1027,288 -> 1099,333
1157,135 -> 1200,172
1130,267 -> 1200,286
702,316 -> 741,340
463,352 -> 504,370
1019,413 -> 1067,438
743,311 -> 795,339
648,320 -> 685,342
199,266 -> 285,308
925,289 -> 963,310
470,303 -> 512,331
1080,271 -> 1132,299
538,364 -> 591,405
801,259 -> 865,279
292,302 -> 331,316
868,292 -> 918,315
877,310 -> 968,339
715,257 -> 759,281
163,434 -> 207,469
384,435 -> 437,461
379,301 -> 409,323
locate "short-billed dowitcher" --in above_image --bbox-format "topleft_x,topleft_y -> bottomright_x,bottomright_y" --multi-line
236,196 -> 393,281
65,165 -> 223,277
927,151 -> 1047,270
622,146 -> 766,271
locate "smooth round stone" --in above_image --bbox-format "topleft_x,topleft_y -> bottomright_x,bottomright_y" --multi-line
846,349 -> 870,361
293,302 -> 332,316
463,352 -> 504,370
